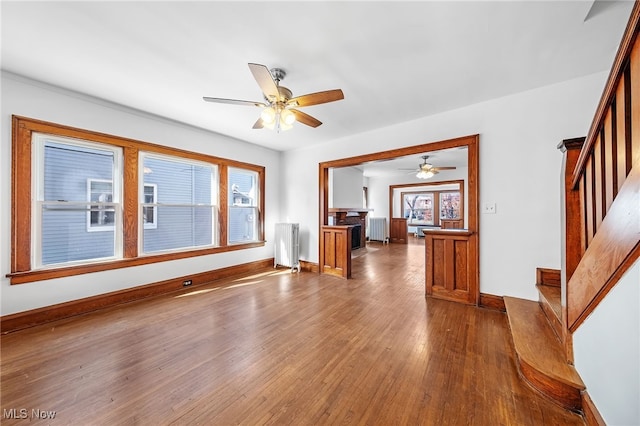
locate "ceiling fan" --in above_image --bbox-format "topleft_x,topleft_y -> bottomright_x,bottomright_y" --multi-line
402,155 -> 456,179
203,63 -> 344,131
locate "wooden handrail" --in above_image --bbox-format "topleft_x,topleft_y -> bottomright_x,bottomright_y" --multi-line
571,2 -> 640,189
564,2 -> 640,331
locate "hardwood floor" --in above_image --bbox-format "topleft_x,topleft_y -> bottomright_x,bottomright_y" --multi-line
1,237 -> 584,425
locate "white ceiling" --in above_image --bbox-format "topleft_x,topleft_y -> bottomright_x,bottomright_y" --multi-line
1,1 -> 634,155
356,146 -> 468,178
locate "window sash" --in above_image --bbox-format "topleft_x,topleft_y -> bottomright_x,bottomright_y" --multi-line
139,152 -> 219,254
32,133 -> 123,268
228,167 -> 259,244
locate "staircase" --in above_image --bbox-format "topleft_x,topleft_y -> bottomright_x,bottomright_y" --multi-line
504,268 -> 585,413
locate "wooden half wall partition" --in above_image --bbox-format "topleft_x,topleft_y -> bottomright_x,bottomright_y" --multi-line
389,218 -> 408,244
565,1 -> 640,332
319,226 -> 353,279
423,229 -> 477,305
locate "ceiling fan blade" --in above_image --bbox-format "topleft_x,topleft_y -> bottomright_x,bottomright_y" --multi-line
252,118 -> 264,129
288,89 -> 344,107
433,166 -> 456,171
203,97 -> 266,107
291,109 -> 322,128
248,63 -> 280,101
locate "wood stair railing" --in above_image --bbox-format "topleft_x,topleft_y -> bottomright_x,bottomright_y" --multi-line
566,2 -> 640,332
505,269 -> 585,413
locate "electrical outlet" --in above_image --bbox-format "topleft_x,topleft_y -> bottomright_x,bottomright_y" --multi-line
182,279 -> 192,287
483,203 -> 496,214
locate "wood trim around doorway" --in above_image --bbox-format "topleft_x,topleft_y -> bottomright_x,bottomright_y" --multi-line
318,134 -> 479,304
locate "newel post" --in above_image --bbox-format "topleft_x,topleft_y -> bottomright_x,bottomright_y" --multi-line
557,137 -> 585,363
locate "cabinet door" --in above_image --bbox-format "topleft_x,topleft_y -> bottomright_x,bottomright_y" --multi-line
389,218 -> 408,244
425,230 -> 478,305
441,219 -> 463,229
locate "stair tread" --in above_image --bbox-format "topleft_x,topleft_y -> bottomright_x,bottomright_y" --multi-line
537,284 -> 562,320
504,296 -> 584,389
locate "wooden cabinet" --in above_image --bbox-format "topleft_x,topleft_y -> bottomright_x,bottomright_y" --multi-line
389,218 -> 408,244
424,229 -> 477,305
319,226 -> 352,278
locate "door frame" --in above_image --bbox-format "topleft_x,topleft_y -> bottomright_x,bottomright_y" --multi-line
318,134 -> 479,305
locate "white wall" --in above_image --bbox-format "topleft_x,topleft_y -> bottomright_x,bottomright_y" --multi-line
281,71 -> 607,301
573,259 -> 640,426
1,72 -> 281,315
329,166 -> 364,208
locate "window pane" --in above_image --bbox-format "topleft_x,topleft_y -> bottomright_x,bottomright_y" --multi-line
88,179 -> 115,230
229,168 -> 259,244
143,156 -> 213,204
440,192 -> 461,219
141,154 -> 218,253
404,193 -> 434,225
143,206 -> 215,253
38,138 -> 120,266
44,142 -> 114,202
229,206 -> 258,243
41,203 -> 116,265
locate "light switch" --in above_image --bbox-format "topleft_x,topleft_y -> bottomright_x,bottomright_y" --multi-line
483,202 -> 496,214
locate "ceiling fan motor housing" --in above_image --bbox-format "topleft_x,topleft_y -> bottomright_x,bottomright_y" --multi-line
270,67 -> 286,82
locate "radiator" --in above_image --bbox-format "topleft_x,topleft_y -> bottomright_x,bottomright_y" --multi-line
369,217 -> 388,243
274,223 -> 300,272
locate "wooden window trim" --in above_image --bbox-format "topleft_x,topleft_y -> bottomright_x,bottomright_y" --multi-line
9,115 -> 265,285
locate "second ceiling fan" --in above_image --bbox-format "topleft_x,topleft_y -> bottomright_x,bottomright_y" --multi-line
403,155 -> 456,179
203,63 -> 344,131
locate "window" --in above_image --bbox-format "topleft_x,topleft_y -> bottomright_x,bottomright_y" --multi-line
140,153 -> 218,254
440,192 -> 461,220
142,183 -> 157,229
399,182 -> 464,228
87,179 -> 115,231
10,116 -> 265,284
33,135 -> 122,267
228,168 -> 259,244
403,193 -> 434,225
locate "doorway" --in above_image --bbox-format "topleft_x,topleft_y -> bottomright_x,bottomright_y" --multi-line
318,134 -> 479,305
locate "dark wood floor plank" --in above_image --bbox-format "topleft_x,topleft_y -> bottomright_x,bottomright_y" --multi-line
1,237 -> 584,425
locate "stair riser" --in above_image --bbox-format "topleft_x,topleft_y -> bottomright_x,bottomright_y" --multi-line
539,295 -> 563,343
518,357 -> 583,412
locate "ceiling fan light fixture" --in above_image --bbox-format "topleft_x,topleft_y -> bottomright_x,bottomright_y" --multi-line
279,120 -> 293,131
281,108 -> 296,125
416,170 -> 435,179
261,107 -> 276,124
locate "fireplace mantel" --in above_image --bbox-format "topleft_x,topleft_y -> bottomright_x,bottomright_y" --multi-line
328,208 -> 371,249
